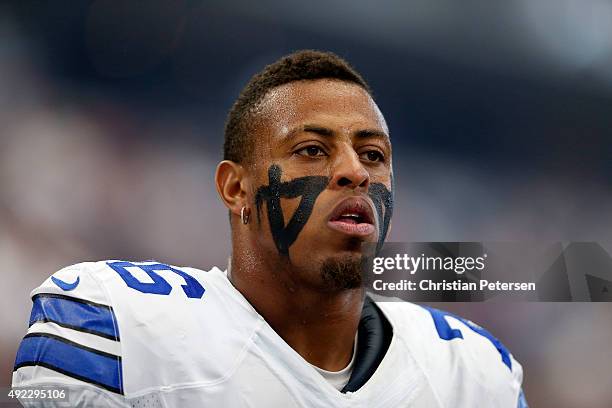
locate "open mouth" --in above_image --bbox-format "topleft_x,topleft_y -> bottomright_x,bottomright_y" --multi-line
328,197 -> 376,237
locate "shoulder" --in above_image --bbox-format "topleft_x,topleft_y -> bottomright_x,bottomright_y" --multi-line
27,259 -> 220,302
376,301 -> 524,407
23,260 -> 221,334
13,261 -> 132,400
23,260 -> 239,345
13,260 -> 245,400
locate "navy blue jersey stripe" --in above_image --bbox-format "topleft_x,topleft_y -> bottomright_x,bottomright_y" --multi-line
14,333 -> 123,394
29,294 -> 120,341
32,293 -> 114,310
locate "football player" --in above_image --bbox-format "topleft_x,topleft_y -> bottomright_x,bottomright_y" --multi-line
13,50 -> 527,407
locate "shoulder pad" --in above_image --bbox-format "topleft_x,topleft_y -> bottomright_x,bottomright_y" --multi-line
377,301 -> 524,407
14,262 -> 124,396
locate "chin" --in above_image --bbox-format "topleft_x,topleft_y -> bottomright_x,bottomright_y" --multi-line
332,235 -> 375,254
319,253 -> 368,291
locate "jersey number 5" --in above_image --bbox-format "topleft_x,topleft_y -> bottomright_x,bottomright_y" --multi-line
107,261 -> 205,299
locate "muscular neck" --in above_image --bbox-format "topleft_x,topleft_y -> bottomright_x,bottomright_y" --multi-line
229,248 -> 364,372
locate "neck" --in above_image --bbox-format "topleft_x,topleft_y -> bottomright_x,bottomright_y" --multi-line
229,251 -> 364,371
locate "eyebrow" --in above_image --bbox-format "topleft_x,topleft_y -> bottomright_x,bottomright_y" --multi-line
284,124 -> 389,143
355,128 -> 389,140
302,124 -> 333,137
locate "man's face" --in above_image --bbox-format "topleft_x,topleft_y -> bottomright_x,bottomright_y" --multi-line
246,78 -> 393,289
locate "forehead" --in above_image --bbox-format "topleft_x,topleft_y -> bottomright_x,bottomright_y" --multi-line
255,79 -> 388,140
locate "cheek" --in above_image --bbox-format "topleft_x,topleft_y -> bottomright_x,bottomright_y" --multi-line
369,172 -> 392,188
280,197 -> 301,224
274,160 -> 331,185
286,215 -> 327,260
252,163 -> 330,256
285,193 -> 331,242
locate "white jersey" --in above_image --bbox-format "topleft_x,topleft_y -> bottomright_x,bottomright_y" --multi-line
13,260 -> 526,407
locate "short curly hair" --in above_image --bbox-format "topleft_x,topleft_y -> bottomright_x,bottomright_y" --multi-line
223,50 -> 371,164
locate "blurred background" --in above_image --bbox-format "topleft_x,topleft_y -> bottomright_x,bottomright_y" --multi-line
1,1 -> 611,407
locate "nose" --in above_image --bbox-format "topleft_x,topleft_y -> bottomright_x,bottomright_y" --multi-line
329,146 -> 370,190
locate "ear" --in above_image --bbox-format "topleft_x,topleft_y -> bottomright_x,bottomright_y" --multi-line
215,160 -> 249,217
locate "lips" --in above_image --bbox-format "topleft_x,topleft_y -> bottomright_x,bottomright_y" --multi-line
327,197 -> 376,237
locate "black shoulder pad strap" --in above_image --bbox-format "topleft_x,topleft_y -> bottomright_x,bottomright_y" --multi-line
341,296 -> 393,393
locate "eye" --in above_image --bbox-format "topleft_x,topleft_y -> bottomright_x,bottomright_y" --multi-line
295,145 -> 327,157
360,150 -> 385,162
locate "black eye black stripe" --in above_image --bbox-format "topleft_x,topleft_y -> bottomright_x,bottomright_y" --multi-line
255,165 -> 329,256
